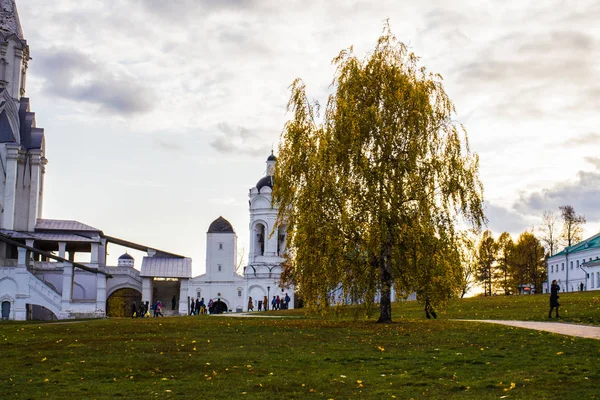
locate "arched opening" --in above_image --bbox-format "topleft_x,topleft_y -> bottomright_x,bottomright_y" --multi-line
277,226 -> 286,256
1,301 -> 10,320
27,304 -> 58,321
106,288 -> 142,318
255,223 -> 266,256
210,299 -> 228,314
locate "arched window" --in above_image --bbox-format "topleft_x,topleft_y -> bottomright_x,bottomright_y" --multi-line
255,223 -> 266,256
0,58 -> 8,83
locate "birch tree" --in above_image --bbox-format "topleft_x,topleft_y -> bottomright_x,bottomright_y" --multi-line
274,24 -> 485,323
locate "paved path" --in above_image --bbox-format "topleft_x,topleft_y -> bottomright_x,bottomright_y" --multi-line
456,319 -> 600,340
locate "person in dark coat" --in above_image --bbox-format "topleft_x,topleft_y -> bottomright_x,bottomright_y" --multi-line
131,301 -> 137,318
549,280 -> 560,318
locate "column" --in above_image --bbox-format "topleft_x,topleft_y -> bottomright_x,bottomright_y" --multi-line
95,273 -> 107,316
11,48 -> 23,100
2,143 -> 19,230
179,279 -> 189,315
142,277 -> 152,304
61,263 -> 73,318
58,242 -> 66,259
98,238 -> 107,266
27,150 -> 42,232
37,157 -> 47,219
17,247 -> 27,266
90,243 -> 99,265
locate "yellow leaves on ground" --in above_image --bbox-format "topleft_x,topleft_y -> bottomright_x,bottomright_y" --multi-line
557,351 -> 564,355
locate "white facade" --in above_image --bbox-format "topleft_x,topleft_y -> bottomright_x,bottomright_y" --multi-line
1,1 -> 293,320
545,232 -> 600,293
188,155 -> 294,313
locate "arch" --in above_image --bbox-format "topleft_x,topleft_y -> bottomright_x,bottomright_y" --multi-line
253,221 -> 267,256
209,298 -> 228,314
251,196 -> 271,210
72,282 -> 86,300
106,288 -> 142,318
1,300 -> 11,320
0,276 -> 18,295
106,282 -> 143,298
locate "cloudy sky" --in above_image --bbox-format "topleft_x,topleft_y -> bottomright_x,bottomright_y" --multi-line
16,0 -> 600,274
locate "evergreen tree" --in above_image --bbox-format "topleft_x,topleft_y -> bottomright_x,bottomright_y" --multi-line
476,230 -> 498,296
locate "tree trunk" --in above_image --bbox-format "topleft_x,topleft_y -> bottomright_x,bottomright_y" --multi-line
377,265 -> 393,323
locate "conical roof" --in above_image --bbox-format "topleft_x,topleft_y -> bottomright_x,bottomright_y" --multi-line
0,0 -> 23,39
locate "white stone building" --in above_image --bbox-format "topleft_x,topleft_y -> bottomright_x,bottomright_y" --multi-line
545,232 -> 600,293
188,154 -> 294,313
0,1 -> 292,321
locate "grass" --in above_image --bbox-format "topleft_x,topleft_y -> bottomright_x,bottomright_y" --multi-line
286,291 -> 600,325
0,293 -> 599,399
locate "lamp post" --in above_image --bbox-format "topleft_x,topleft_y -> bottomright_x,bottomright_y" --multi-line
267,286 -> 270,311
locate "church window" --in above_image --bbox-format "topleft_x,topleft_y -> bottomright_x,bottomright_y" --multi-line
570,261 -> 573,269
255,223 -> 266,256
219,243 -> 223,250
561,263 -> 564,270
0,59 -> 7,82
551,265 -> 553,273
238,290 -> 242,297
218,264 -> 222,272
197,291 -> 201,298
577,260 -> 579,267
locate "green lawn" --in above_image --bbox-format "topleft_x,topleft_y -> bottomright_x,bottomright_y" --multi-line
0,293 -> 598,399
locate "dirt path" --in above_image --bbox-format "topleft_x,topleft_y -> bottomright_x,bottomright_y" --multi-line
457,319 -> 600,340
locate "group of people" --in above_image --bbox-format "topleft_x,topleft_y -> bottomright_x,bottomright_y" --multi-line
131,300 -> 164,318
247,293 -> 291,311
188,297 -> 208,315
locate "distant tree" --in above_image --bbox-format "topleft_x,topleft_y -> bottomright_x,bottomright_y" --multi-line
496,232 -> 514,295
458,232 -> 478,298
559,205 -> 586,248
512,231 -> 546,293
273,24 -> 485,323
539,209 -> 561,256
476,230 -> 498,296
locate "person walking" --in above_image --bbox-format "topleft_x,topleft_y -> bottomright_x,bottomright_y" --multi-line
156,300 -> 164,317
263,295 -> 269,311
190,298 -> 195,315
549,280 -> 560,318
131,301 -> 137,318
248,296 -> 254,311
285,293 -> 291,309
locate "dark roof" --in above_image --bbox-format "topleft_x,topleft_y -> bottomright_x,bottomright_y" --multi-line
0,94 -> 44,150
208,216 -> 234,233
36,219 -> 102,232
267,153 -> 277,161
119,253 -> 134,260
256,175 -> 274,192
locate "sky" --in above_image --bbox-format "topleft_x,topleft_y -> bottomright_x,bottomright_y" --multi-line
15,0 -> 600,275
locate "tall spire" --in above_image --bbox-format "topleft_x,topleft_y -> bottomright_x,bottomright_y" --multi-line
0,0 -> 23,40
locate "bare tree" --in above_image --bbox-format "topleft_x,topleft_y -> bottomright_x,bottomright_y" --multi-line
559,205 -> 586,248
539,210 -> 561,256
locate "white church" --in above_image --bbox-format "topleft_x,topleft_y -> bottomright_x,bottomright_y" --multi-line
0,0 -> 292,321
